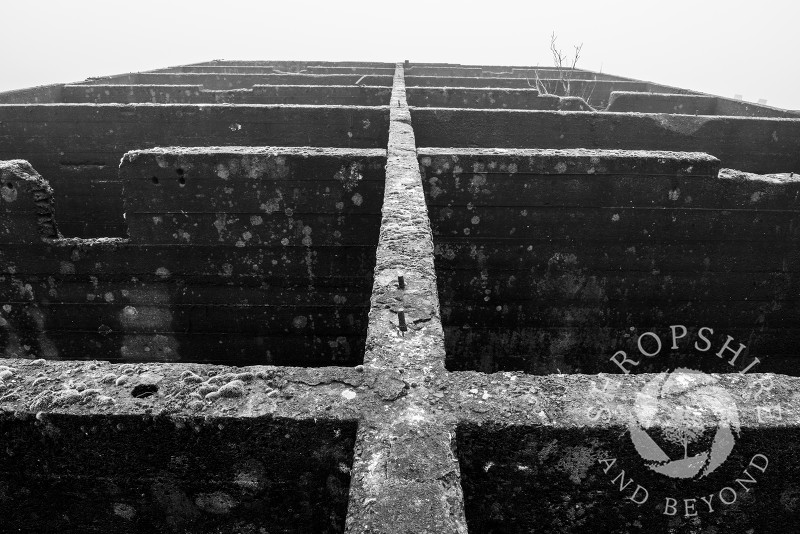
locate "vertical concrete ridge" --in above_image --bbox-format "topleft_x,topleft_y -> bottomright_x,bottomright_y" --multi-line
345,63 -> 467,534
366,63 -> 445,374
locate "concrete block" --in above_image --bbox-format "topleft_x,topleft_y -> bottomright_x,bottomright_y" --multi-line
0,359 -> 361,532
121,147 -> 386,245
418,149 -> 800,374
0,160 -> 59,243
406,87 -> 558,110
411,108 -> 800,174
0,105 -> 389,237
608,92 -> 718,115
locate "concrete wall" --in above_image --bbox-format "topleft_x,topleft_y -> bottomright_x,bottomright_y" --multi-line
0,149 -> 385,366
62,84 -> 392,106
607,92 -> 718,114
419,149 -> 800,375
457,422 -> 800,533
79,73 -> 394,89
0,414 -> 356,532
0,160 -> 59,243
411,108 -> 800,174
715,96 -> 800,118
406,87 -> 558,109
405,76 -> 534,88
304,66 -> 397,75
408,78 -> 663,109
0,105 -> 389,237
0,83 -> 64,104
608,91 -> 798,118
155,65 -> 277,74
187,60 -> 394,68
528,80 -> 677,108
508,67 -> 632,81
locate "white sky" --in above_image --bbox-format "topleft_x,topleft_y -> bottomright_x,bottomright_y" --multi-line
1,0 -> 798,110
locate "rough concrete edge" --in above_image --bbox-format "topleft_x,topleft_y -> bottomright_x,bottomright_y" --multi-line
415,147 -> 721,166
408,106 -> 800,123
0,358 -> 370,422
719,168 -> 800,184
0,159 -> 60,241
610,91 -> 717,99
407,86 -> 541,93
343,63 -> 468,534
443,371 -> 800,430
121,146 -> 388,160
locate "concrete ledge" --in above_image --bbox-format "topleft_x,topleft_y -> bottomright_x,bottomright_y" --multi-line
121,146 -> 386,245
79,73 -> 395,89
0,149 -> 388,365
304,66 -> 397,75
608,92 -> 719,115
407,87 -> 556,110
607,92 -> 799,118
0,83 -> 64,104
156,65 -> 277,74
63,84 -> 392,105
0,358 -> 365,532
0,104 -> 390,237
444,371 -> 800,533
417,149 -> 798,374
410,108 -> 800,174
0,357 -> 371,418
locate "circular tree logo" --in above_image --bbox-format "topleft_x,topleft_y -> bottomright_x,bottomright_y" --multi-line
628,368 -> 741,479
589,328 -> 782,518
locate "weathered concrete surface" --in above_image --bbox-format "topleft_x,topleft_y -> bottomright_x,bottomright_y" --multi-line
407,87 -> 555,109
411,108 -> 800,174
715,96 -> 800,118
184,60 -> 394,69
0,83 -> 64,104
405,76 -> 534,88
607,91 -> 798,118
418,149 -> 799,374
529,80 -> 677,108
343,63 -> 467,534
305,66 -> 397,75
0,150 -> 385,366
0,59 -> 798,534
156,65 -> 277,74
444,371 -> 800,533
0,160 -> 59,243
78,73 -> 394,89
0,104 -> 389,237
121,147 -> 385,244
63,84 -> 392,106
608,92 -> 719,115
0,353 -> 795,532
498,67 -> 630,80
405,78 -> 674,107
0,358 -> 367,532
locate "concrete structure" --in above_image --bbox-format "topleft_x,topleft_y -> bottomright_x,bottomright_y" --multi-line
0,60 -> 798,532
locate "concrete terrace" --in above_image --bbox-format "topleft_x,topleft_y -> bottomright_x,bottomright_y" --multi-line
0,60 -> 798,533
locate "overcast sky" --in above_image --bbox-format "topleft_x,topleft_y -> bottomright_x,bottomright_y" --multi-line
1,0 -> 798,110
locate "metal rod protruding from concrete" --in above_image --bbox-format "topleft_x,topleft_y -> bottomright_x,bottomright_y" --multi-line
398,309 -> 407,331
